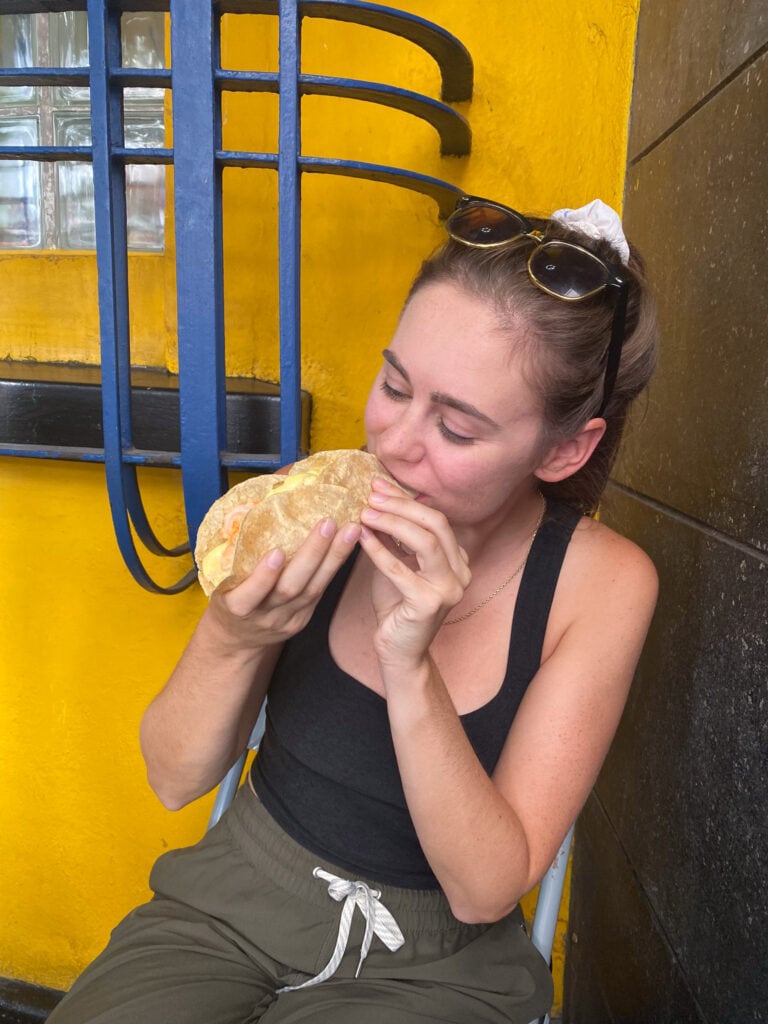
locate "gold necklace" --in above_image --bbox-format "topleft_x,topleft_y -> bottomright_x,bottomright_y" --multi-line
443,495 -> 546,626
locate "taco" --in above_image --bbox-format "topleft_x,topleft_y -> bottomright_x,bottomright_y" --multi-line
195,449 -> 392,596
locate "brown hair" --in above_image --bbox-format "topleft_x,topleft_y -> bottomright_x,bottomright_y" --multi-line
406,216 -> 659,516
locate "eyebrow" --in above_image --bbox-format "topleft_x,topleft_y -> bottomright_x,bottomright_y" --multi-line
382,349 -> 501,429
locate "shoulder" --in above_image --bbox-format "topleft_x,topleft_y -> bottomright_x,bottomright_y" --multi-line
569,514 -> 658,596
543,513 -> 658,655
557,520 -> 659,630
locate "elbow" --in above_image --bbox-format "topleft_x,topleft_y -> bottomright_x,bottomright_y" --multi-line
145,768 -> 196,811
140,734 -> 202,811
154,789 -> 188,812
447,893 -> 520,925
443,858 -> 530,924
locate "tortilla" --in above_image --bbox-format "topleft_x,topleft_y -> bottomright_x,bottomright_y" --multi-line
195,449 -> 391,596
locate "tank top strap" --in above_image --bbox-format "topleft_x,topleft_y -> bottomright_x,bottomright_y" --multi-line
508,498 -> 582,683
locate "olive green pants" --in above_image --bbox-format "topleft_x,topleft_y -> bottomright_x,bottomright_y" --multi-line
48,785 -> 553,1024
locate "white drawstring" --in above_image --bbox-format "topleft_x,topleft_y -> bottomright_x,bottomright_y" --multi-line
278,868 -> 405,992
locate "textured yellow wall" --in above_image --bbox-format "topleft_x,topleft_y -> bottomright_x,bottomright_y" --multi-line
0,2 -> 639,1009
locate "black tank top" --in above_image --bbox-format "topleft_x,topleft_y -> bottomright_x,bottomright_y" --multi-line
251,499 -> 580,889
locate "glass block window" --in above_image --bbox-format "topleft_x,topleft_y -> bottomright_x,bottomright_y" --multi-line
0,11 -> 166,251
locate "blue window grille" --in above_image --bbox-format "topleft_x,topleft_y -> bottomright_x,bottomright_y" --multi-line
0,0 -> 472,593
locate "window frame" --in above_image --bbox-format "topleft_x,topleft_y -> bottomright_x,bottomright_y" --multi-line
0,9 -> 166,251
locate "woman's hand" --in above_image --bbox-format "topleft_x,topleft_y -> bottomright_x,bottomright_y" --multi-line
206,517 -> 363,654
359,478 -> 471,670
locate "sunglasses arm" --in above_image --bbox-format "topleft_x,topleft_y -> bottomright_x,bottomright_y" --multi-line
596,280 -> 629,417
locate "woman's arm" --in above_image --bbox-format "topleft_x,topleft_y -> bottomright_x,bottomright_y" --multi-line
139,605 -> 281,810
388,547 -> 656,922
141,517 -> 362,810
360,486 -> 657,922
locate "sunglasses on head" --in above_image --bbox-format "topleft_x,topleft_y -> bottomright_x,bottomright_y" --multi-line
445,196 -> 629,417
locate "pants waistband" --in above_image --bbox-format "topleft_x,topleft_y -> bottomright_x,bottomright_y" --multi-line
219,780 -> 493,936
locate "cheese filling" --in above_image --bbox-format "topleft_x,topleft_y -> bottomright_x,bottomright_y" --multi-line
202,468 -> 320,584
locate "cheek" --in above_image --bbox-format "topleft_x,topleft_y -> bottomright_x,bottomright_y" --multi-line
363,391 -> 378,431
436,453 -> 518,512
431,454 -> 494,506
363,388 -> 387,438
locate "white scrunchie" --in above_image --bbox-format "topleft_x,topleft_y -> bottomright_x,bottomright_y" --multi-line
550,199 -> 630,266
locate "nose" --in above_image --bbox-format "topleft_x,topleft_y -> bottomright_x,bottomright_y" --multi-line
379,406 -> 425,465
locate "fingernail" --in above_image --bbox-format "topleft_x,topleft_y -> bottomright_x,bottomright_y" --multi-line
320,518 -> 337,538
342,523 -> 361,543
361,507 -> 381,521
266,549 -> 285,569
369,492 -> 387,505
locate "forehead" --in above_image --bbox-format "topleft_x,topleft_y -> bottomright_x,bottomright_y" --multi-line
391,282 -> 536,412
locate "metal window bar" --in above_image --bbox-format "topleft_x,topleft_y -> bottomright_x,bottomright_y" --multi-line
88,2 -> 194,592
0,0 -> 471,592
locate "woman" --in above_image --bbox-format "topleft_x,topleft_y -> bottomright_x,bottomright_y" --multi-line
49,197 -> 659,1024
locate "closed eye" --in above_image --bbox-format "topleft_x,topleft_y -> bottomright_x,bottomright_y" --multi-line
438,421 -> 475,445
379,379 -> 409,401
380,377 -> 474,444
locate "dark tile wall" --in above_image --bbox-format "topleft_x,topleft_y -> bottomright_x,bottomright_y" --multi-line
564,2 -> 767,1022
617,49 -> 768,549
629,0 -> 768,158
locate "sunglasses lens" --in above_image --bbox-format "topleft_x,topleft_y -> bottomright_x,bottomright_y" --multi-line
446,204 -> 528,246
529,242 -> 609,299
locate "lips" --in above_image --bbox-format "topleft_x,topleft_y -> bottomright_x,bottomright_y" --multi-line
380,466 -> 419,499
398,481 -> 421,499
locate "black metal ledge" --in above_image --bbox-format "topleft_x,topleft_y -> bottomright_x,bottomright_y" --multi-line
0,977 -> 65,1024
0,362 -> 311,468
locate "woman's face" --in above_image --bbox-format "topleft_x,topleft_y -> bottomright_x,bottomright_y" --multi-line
364,280 -> 550,529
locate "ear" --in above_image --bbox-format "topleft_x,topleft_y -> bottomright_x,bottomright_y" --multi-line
534,418 -> 607,483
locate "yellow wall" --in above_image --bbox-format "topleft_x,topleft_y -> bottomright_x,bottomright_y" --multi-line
0,3 -> 639,1012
